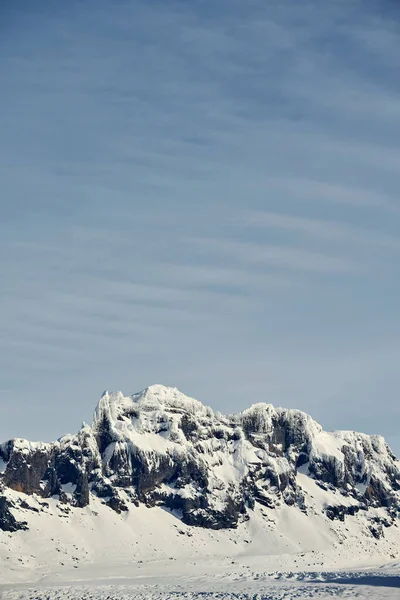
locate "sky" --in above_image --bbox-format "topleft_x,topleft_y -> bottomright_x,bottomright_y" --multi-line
1,0 -> 399,454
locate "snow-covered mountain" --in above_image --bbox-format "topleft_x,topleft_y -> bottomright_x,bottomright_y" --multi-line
1,384 -> 399,575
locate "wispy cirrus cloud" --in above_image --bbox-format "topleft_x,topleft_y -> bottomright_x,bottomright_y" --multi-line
1,0 -> 400,452
187,237 -> 357,274
257,176 -> 400,213
241,210 -> 400,250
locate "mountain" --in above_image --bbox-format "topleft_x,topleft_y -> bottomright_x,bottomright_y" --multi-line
1,384 -> 399,576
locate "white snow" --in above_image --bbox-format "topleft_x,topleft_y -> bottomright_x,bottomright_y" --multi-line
0,490 -> 399,598
1,481 -> 399,584
132,384 -> 215,417
1,384 -> 399,599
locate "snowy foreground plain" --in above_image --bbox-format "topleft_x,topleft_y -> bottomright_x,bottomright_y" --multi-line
1,498 -> 399,600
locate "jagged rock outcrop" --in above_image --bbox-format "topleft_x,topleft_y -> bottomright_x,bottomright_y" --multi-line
0,385 -> 399,533
0,494 -> 28,532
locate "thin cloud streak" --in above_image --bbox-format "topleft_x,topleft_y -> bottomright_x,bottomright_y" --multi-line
242,210 -> 400,250
261,176 -> 400,213
189,238 -> 357,273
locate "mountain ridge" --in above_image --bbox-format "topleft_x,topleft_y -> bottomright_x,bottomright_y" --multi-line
1,384 -> 399,544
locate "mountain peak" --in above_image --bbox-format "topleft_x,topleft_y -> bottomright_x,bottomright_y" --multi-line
131,384 -> 215,417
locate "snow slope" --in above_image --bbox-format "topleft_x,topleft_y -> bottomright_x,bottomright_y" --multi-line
0,491 -> 399,598
0,385 -> 399,596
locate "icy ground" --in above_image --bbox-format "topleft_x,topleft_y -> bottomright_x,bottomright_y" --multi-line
1,564 -> 399,599
1,496 -> 399,599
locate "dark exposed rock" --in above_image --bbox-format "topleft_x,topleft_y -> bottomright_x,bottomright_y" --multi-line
105,495 -> 128,513
0,496 -> 28,532
325,504 -> 360,521
20,500 -> 39,513
73,471 -> 89,508
365,476 -> 395,508
3,441 -> 53,494
41,467 -> 61,497
91,478 -> 114,499
55,446 -> 82,486
183,503 -> 241,530
370,524 -> 384,539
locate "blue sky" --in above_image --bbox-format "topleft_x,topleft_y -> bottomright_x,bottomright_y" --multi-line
1,0 -> 399,453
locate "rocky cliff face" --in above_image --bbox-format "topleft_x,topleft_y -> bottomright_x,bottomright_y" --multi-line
1,385 -> 399,536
